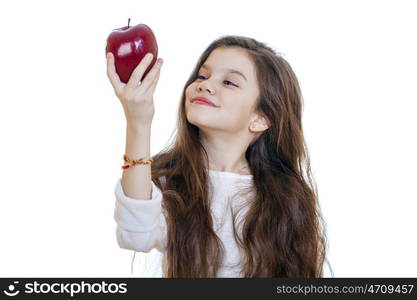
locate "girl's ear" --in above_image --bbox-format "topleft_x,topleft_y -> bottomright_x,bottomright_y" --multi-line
249,114 -> 270,132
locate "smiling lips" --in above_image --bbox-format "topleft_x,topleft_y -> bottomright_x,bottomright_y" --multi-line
191,97 -> 218,107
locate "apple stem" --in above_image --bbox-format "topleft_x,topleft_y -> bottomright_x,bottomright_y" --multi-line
128,18 -> 131,28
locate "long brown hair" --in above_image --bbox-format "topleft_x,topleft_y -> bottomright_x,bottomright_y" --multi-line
150,35 -> 330,277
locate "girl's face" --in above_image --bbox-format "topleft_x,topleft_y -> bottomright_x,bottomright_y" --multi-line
185,47 -> 260,133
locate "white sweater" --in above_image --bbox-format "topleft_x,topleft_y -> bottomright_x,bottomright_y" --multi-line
114,169 -> 332,277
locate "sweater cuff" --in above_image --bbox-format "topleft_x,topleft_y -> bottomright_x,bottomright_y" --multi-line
114,178 -> 163,233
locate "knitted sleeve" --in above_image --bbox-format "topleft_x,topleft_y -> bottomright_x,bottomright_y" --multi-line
113,178 -> 166,253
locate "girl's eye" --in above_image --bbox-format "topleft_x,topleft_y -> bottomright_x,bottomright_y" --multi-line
196,75 -> 238,87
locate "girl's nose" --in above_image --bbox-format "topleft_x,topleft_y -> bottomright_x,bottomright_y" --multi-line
197,81 -> 215,94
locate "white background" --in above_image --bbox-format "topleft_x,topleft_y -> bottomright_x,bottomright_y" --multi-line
0,0 -> 416,277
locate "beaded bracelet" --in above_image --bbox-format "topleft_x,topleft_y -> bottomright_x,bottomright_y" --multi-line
122,154 -> 153,169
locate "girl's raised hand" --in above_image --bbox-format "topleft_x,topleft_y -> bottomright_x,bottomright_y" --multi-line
106,52 -> 163,127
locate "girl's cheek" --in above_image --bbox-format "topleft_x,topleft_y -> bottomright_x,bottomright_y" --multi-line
188,82 -> 196,91
185,84 -> 193,97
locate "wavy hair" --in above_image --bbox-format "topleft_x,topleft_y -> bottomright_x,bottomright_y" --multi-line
150,35 -> 330,277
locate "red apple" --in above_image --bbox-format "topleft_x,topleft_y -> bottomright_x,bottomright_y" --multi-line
105,19 -> 158,83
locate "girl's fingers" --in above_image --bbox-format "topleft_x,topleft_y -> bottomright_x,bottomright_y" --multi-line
106,52 -> 163,101
106,52 -> 124,95
126,53 -> 154,90
144,66 -> 162,96
137,58 -> 163,93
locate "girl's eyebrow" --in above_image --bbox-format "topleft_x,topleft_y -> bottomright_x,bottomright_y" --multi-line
200,64 -> 247,82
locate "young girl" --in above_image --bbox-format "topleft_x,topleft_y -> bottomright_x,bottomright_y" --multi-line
107,35 -> 331,277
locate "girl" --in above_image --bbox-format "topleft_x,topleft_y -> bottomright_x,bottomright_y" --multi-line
107,35 -> 331,277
